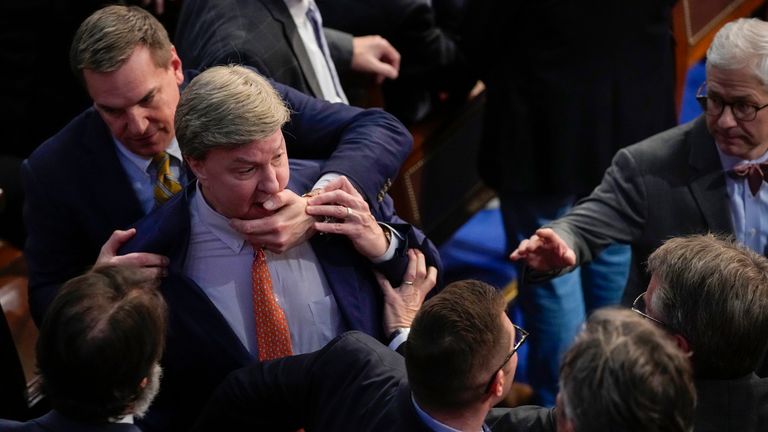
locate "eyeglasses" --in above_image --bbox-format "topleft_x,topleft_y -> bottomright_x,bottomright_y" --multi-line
631,292 -> 668,329
484,324 -> 529,393
696,82 -> 768,122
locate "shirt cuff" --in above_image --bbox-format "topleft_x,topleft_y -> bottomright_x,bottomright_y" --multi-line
311,173 -> 341,192
387,327 -> 410,351
371,222 -> 402,263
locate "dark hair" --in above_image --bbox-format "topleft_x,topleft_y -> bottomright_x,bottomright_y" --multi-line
405,279 -> 508,411
559,308 -> 695,432
36,266 -> 167,421
647,234 -> 768,377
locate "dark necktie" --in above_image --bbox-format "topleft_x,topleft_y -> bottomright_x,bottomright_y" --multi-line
728,162 -> 768,196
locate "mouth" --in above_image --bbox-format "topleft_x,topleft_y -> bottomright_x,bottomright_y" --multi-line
246,202 -> 275,219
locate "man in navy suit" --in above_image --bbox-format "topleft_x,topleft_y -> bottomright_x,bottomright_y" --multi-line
0,266 -> 167,432
22,5 -> 410,326
120,64 -> 441,432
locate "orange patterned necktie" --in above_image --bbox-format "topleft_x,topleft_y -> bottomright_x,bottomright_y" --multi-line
151,151 -> 182,206
252,248 -> 293,361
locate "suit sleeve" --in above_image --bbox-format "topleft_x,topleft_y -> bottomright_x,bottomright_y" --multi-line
21,159 -> 92,325
548,147 -> 648,266
486,406 -> 557,432
275,80 -> 412,206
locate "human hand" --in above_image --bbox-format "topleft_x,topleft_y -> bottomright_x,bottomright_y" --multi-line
94,229 -> 169,281
509,228 -> 576,271
351,35 -> 401,84
375,249 -> 437,334
306,176 -> 388,259
230,189 -> 316,253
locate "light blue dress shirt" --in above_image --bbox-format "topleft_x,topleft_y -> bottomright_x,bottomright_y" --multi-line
183,183 -> 345,357
412,395 -> 491,432
717,147 -> 768,255
113,138 -> 185,214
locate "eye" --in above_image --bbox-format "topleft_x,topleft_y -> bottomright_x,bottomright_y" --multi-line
733,102 -> 754,116
237,166 -> 256,174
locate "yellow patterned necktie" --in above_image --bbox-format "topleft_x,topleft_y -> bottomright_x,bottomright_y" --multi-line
252,248 -> 293,361
151,151 -> 182,206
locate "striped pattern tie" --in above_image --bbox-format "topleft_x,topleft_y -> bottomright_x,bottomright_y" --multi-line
152,151 -> 182,206
252,248 -> 293,361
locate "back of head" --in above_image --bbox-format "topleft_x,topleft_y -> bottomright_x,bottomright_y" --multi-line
70,5 -> 172,80
36,266 -> 167,422
405,280 -> 508,412
175,65 -> 290,160
706,17 -> 768,86
559,308 -> 695,432
647,234 -> 768,378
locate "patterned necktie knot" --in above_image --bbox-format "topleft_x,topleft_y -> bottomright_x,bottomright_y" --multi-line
151,151 -> 182,206
728,162 -> 768,196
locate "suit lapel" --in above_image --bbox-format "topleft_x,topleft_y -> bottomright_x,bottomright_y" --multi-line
83,110 -> 145,232
263,0 -> 325,99
687,117 -> 734,234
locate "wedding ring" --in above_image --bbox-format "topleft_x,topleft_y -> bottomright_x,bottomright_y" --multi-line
403,281 -> 415,286
346,206 -> 352,218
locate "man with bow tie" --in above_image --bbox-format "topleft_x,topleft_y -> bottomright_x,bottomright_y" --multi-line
511,18 -> 768,324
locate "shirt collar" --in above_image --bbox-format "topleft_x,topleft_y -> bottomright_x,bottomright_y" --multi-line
191,181 -> 248,253
411,394 -> 487,432
113,137 -> 183,173
283,0 -> 310,20
716,143 -> 768,171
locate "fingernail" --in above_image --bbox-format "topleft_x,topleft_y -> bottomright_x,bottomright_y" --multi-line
264,199 -> 276,210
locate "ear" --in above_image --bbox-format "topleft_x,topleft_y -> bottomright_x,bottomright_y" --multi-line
555,393 -> 575,432
673,333 -> 691,354
186,157 -> 206,181
139,376 -> 149,389
169,46 -> 184,85
487,370 -> 506,399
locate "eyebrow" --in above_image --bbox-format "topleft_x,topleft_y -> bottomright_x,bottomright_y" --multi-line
96,87 -> 158,112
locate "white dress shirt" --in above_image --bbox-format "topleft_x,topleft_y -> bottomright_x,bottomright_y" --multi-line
283,0 -> 348,104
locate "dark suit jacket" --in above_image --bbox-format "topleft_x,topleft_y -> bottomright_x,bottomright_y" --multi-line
695,373 -> 768,432
22,76 -> 410,325
175,0 -> 353,99
540,116 -> 734,303
464,0 -> 677,195
191,331 -> 434,432
0,411 -> 141,432
121,173 -> 440,432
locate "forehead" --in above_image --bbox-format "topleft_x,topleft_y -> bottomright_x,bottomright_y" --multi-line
706,66 -> 768,99
207,130 -> 285,163
83,46 -> 166,106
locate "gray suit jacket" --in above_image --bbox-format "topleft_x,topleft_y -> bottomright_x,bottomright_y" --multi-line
695,373 -> 768,431
174,0 -> 353,99
542,116 -> 733,303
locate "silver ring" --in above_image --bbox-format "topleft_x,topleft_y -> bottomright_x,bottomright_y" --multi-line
402,280 -> 414,286
346,206 -> 352,218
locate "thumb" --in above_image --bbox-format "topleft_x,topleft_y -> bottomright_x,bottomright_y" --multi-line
103,228 -> 137,252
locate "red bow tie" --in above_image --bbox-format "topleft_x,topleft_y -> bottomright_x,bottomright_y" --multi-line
728,163 -> 768,196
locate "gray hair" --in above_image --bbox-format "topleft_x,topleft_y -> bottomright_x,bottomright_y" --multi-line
70,5 -> 172,80
559,308 -> 695,432
647,234 -> 768,378
175,65 -> 290,160
707,18 -> 768,87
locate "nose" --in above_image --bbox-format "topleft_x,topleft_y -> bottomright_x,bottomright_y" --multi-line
257,166 -> 280,194
716,104 -> 738,129
125,107 -> 149,135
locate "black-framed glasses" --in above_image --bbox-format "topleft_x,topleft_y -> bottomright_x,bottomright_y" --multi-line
484,324 -> 529,393
631,292 -> 668,329
695,82 -> 768,122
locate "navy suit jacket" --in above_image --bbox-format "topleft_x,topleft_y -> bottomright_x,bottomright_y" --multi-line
191,331 -> 434,432
22,76 -> 410,325
0,411 -> 141,432
120,163 -> 441,432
